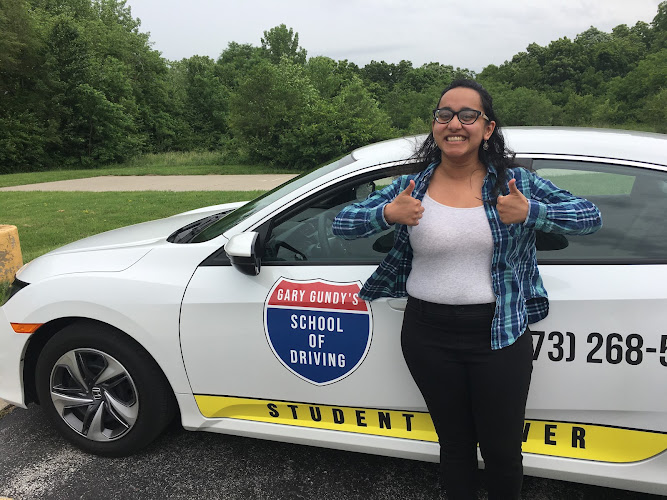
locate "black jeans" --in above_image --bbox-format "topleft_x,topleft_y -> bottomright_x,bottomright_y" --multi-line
401,296 -> 533,500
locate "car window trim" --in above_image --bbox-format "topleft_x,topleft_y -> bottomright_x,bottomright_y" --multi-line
538,258 -> 667,266
519,154 -> 667,172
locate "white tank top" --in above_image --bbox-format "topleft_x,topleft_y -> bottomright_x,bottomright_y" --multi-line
406,192 -> 496,305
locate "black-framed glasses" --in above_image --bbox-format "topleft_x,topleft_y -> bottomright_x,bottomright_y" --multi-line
433,108 -> 489,125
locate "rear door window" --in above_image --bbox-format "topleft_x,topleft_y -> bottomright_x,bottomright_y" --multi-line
533,160 -> 667,263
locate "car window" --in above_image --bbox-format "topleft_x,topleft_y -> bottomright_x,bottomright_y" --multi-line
534,160 -> 667,263
262,164 -> 420,265
191,154 -> 356,243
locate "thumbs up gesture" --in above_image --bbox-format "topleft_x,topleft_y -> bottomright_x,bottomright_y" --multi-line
497,178 -> 529,224
384,180 -> 424,226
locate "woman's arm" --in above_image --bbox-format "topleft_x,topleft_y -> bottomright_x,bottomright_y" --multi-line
332,176 -> 410,240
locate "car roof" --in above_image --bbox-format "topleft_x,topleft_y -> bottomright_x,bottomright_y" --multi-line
350,127 -> 667,167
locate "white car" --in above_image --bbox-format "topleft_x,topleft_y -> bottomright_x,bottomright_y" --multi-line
1,127 -> 666,495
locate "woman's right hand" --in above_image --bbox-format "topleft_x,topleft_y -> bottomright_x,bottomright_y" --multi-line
384,180 -> 424,226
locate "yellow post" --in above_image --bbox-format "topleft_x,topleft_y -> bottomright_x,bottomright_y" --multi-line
0,225 -> 23,283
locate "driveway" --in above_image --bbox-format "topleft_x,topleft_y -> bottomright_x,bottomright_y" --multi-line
0,174 -> 297,192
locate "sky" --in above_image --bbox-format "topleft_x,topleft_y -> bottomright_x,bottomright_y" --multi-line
126,0 -> 663,72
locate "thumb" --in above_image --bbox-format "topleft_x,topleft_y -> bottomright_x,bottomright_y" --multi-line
401,179 -> 416,197
508,178 -> 521,195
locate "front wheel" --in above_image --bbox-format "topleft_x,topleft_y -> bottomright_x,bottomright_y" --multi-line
35,321 -> 176,456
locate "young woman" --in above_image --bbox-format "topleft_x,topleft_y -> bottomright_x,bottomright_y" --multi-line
333,79 -> 602,499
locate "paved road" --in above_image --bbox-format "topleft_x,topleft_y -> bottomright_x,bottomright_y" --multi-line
0,174 -> 297,192
1,404 -> 663,500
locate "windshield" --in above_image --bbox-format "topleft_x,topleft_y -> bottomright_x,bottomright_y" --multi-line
191,154 -> 356,242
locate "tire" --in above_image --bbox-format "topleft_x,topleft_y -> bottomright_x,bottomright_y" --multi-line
35,321 -> 176,456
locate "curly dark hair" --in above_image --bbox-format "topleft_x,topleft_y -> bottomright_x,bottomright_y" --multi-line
414,79 -> 515,198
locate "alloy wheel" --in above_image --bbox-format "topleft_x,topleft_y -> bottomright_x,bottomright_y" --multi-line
49,348 -> 139,441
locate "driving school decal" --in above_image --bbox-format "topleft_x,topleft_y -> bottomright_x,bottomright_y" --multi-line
264,278 -> 372,385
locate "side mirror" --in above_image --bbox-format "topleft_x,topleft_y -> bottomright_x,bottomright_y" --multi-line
225,232 -> 261,276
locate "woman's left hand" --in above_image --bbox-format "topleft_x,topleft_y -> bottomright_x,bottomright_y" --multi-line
497,179 -> 529,224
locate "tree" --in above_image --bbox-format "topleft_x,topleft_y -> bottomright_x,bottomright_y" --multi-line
328,76 -> 395,149
359,60 -> 413,103
651,1 -> 667,50
306,56 -> 359,99
297,75 -> 394,163
0,0 -> 52,172
175,55 -> 229,149
607,49 -> 667,123
381,86 -> 437,131
493,87 -> 559,126
228,58 -> 318,166
642,88 -> 667,132
561,92 -> 599,126
260,24 -> 306,65
44,15 -> 93,164
216,41 -> 266,88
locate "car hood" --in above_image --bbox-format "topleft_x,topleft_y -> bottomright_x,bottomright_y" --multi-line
16,202 -> 244,282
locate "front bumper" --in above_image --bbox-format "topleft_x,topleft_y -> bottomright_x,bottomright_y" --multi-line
0,306 -> 31,408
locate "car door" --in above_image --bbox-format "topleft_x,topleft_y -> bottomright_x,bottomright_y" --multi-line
179,162 -> 434,441
523,157 -> 667,464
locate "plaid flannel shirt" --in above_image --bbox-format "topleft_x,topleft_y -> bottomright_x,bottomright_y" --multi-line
332,161 -> 602,349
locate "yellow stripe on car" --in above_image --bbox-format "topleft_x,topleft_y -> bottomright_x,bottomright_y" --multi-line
196,395 -> 667,464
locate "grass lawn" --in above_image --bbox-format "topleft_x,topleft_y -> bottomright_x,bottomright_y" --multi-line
1,190 -> 263,263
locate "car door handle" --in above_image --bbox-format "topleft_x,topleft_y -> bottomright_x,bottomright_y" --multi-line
387,298 -> 407,311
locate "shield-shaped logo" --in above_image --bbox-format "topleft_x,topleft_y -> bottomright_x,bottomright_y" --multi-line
264,278 -> 373,385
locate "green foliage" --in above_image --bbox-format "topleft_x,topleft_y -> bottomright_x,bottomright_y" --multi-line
0,112 -> 49,173
261,24 -> 307,65
643,88 -> 667,133
169,55 -> 230,150
229,58 -> 394,169
652,1 -> 667,50
229,58 -> 318,167
306,56 -> 359,98
216,42 -> 266,88
476,4 -> 666,130
608,49 -> 667,118
293,76 -> 395,165
0,4 -> 666,174
381,87 -> 436,131
493,87 -> 560,126
0,0 -> 52,171
1,0 -> 169,172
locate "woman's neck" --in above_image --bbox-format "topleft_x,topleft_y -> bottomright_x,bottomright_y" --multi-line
436,157 -> 486,181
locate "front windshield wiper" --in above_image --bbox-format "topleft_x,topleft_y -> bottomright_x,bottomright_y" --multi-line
167,211 -> 233,244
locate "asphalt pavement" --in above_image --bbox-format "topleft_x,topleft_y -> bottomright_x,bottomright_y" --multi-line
2,404 -> 664,500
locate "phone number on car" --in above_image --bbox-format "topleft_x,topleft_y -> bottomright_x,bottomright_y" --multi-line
531,331 -> 667,366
